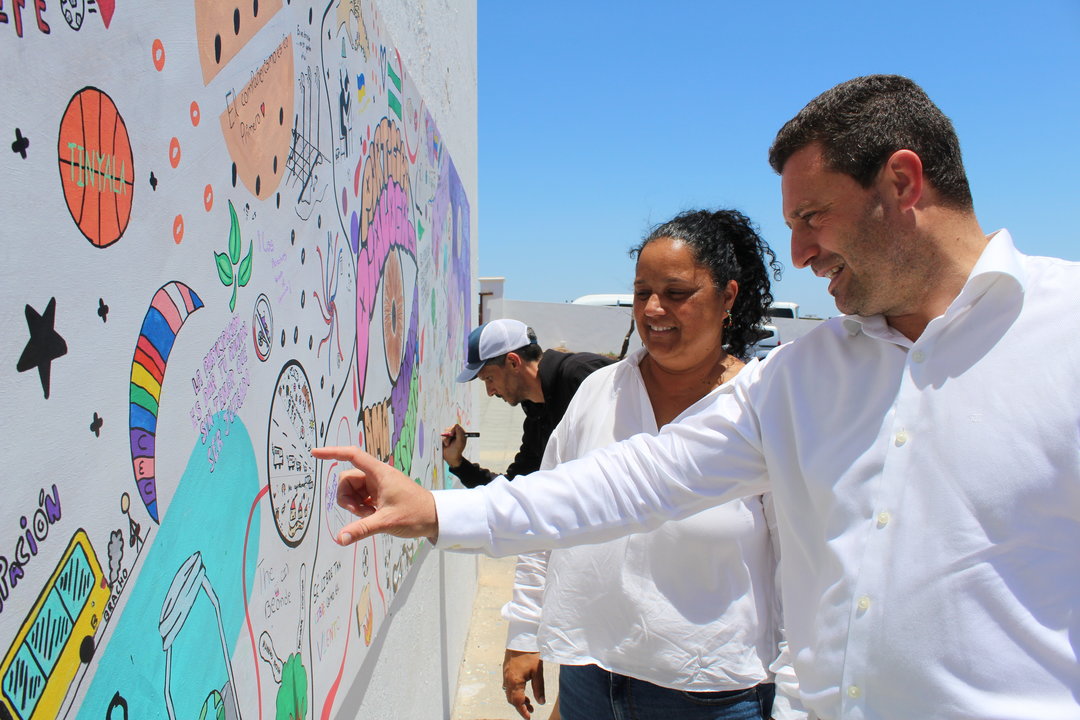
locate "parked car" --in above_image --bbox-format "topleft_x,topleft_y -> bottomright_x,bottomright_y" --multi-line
749,324 -> 781,359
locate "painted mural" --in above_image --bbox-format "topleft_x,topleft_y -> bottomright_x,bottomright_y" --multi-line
0,1 -> 473,718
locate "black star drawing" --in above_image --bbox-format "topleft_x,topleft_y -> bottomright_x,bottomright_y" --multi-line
98,297 -> 110,322
90,412 -> 104,436
17,297 -> 68,399
11,128 -> 29,159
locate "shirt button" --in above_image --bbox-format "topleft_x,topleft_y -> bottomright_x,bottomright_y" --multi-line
877,511 -> 891,527
857,595 -> 871,611
894,430 -> 908,446
912,350 -> 926,363
847,685 -> 861,699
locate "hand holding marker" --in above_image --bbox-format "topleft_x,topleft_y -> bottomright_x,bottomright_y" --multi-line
440,424 -> 477,469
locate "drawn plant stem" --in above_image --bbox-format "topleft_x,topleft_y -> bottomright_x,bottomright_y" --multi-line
215,200 -> 253,311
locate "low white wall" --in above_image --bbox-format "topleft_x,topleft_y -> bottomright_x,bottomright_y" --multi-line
488,299 -> 644,357
770,317 -> 826,345
485,300 -> 825,359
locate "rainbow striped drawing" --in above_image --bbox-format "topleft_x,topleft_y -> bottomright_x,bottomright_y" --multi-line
128,282 -> 204,523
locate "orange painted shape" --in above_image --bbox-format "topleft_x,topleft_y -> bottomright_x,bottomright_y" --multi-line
218,35 -> 294,200
193,0 -> 284,85
152,39 -> 166,71
173,214 -> 185,244
168,137 -> 181,169
57,87 -> 135,248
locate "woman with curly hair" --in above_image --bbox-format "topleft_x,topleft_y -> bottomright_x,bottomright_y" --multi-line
500,209 -> 803,720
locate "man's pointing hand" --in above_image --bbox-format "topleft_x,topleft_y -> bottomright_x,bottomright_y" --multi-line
312,445 -> 439,544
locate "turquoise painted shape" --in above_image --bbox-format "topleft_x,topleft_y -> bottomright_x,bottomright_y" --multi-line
77,414 -> 261,720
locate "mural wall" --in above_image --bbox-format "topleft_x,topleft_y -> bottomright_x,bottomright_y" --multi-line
0,1 -> 473,718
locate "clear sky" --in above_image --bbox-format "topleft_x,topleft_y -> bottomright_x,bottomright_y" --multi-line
477,0 -> 1080,319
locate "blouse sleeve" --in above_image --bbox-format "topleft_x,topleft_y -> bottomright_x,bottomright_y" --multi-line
763,492 -> 806,719
502,550 -> 551,651
500,388 -> 582,650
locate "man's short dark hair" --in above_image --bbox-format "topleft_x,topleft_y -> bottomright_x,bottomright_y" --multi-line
484,327 -> 542,367
768,74 -> 973,210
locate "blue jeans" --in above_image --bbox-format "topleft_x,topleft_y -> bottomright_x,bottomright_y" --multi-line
558,664 -> 774,720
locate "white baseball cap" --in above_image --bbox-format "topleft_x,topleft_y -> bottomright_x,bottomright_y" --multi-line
456,319 -> 533,382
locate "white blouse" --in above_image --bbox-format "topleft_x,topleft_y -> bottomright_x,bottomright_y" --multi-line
502,350 -> 802,714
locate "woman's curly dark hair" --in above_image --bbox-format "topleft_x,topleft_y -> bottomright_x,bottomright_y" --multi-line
630,209 -> 782,360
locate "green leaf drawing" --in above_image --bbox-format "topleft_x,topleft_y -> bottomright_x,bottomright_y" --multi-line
215,252 -> 234,286
198,689 -> 226,720
228,200 -> 242,264
237,241 -> 253,287
229,283 -> 238,312
276,653 -> 308,720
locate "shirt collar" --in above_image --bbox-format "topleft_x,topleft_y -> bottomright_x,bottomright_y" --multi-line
959,228 -> 1027,297
840,228 -> 1026,340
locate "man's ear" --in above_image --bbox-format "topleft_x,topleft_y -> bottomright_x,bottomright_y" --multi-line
505,352 -> 521,370
881,149 -> 924,212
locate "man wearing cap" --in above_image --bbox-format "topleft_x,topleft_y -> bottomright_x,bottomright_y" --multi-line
442,318 -> 614,488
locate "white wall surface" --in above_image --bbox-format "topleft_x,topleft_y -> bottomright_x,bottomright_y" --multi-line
351,2 -> 479,718
0,1 -> 478,719
383,0 -> 478,209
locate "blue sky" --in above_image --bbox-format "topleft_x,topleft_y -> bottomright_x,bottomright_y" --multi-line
477,0 -> 1080,318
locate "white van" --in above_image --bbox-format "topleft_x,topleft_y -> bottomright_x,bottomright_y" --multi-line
767,301 -> 800,319
572,293 -> 634,307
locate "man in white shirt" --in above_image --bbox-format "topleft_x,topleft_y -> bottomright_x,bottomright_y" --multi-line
315,75 -> 1080,719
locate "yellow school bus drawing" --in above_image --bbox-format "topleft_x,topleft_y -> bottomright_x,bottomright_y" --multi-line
0,529 -> 110,720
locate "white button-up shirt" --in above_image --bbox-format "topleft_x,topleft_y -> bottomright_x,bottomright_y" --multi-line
435,230 -> 1080,719
502,352 -> 801,715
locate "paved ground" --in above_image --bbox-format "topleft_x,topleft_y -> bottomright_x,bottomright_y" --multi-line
450,393 -> 559,720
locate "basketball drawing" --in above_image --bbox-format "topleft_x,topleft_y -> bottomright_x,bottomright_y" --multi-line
57,87 -> 135,248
